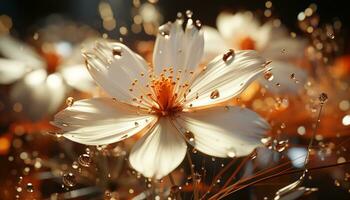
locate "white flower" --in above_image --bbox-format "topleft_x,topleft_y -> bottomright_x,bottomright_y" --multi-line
203,12 -> 308,94
0,35 -> 95,120
54,18 -> 270,179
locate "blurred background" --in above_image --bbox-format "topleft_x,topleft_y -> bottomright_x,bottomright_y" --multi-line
1,0 -> 350,199
1,0 -> 350,48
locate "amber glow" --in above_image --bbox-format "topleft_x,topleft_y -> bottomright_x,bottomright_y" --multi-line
0,135 -> 11,155
239,36 -> 256,50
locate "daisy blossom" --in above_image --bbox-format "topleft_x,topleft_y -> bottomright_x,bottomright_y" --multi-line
54,16 -> 270,179
0,35 -> 95,120
203,12 -> 308,94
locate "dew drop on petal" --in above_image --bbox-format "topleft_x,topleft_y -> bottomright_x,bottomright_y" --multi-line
134,121 -> 139,127
290,73 -> 296,80
78,154 -> 92,167
176,12 -> 183,20
264,71 -> 274,81
26,183 -> 34,192
195,20 -> 202,29
62,172 -> 76,187
65,97 -> 74,107
227,148 -> 236,158
261,137 -> 272,145
222,49 -> 235,62
158,25 -> 170,37
250,149 -> 257,160
185,10 -> 193,18
210,89 -> 220,99
112,47 -> 122,59
185,130 -> 195,143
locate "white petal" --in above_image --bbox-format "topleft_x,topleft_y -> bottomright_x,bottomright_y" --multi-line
259,61 -> 307,94
0,35 -> 45,69
217,12 -> 260,42
0,58 -> 28,84
185,50 -> 266,108
175,106 -> 269,157
10,70 -> 66,121
153,20 -> 204,75
202,26 -> 229,62
60,64 -> 96,92
54,98 -> 156,145
129,117 -> 187,179
83,40 -> 152,108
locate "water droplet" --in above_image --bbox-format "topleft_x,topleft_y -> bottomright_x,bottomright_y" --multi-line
261,137 -> 272,145
78,154 -> 92,167
334,179 -> 340,186
18,176 -> 23,184
275,140 -> 289,152
327,32 -> 335,39
185,130 -> 195,143
195,20 -> 202,29
319,92 -> 328,104
33,32 -> 39,40
112,47 -> 122,59
65,97 -> 74,107
222,49 -> 235,62
72,161 -> 79,169
134,121 -> 139,127
264,71 -> 274,81
210,89 -> 220,99
158,25 -> 170,38
26,183 -> 34,192
280,123 -> 286,129
16,186 -> 22,192
250,149 -> 257,160
62,172 -> 76,187
342,115 -> 350,126
227,148 -> 236,158
297,126 -> 306,135
290,73 -> 296,79
185,10 -> 193,18
176,12 -> 183,20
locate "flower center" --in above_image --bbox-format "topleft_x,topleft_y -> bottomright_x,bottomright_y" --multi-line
151,76 -> 182,116
239,36 -> 256,50
42,51 -> 61,74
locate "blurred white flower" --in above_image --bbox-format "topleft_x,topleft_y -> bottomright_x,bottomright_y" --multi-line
203,12 -> 308,94
54,18 -> 270,179
0,35 -> 95,120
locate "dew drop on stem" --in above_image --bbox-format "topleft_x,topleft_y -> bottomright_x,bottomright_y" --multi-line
62,172 -> 76,187
78,154 -> 92,167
